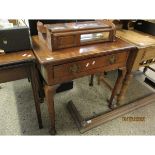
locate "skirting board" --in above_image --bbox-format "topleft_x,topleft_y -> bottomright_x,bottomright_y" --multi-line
67,93 -> 155,133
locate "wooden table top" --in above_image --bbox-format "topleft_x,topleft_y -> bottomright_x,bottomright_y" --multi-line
0,50 -> 35,67
32,36 -> 136,65
116,30 -> 155,48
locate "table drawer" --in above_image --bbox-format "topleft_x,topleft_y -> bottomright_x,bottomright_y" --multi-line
53,52 -> 128,79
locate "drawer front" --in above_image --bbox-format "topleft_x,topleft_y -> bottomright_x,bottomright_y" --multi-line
142,48 -> 155,60
54,35 -> 78,49
53,52 -> 128,79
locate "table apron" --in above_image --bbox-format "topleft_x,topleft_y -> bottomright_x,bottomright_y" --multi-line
0,65 -> 30,83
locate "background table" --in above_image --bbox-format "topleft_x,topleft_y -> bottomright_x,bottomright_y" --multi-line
116,30 -> 155,106
0,50 -> 43,129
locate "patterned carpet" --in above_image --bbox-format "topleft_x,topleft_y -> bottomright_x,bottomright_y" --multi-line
0,70 -> 155,135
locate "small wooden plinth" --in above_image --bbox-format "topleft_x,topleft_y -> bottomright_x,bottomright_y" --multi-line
67,93 -> 155,133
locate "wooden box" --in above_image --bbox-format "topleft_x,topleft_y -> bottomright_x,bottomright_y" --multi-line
37,20 -> 116,51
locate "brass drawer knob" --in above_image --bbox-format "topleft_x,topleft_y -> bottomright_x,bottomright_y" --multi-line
109,55 -> 116,64
68,64 -> 80,73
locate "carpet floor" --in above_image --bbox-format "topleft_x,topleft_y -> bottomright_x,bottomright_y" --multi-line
0,70 -> 155,135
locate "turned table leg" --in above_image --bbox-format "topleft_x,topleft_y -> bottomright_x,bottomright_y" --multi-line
30,64 -> 43,129
108,69 -> 126,109
44,85 -> 56,135
116,71 -> 133,106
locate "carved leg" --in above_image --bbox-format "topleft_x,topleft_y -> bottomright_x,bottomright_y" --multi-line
30,64 -> 43,129
108,69 -> 126,109
116,72 -> 133,106
89,74 -> 94,86
143,66 -> 148,74
44,85 -> 56,135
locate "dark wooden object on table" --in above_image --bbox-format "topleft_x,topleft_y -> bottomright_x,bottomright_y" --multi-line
37,20 -> 116,51
0,50 -> 43,129
32,35 -> 136,134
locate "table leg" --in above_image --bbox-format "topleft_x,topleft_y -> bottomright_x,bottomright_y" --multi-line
44,85 -> 56,135
143,66 -> 148,74
89,74 -> 94,86
108,69 -> 126,109
30,65 -> 43,129
90,72 -> 109,86
104,72 -> 108,76
36,69 -> 45,103
97,73 -> 101,85
116,71 -> 133,106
